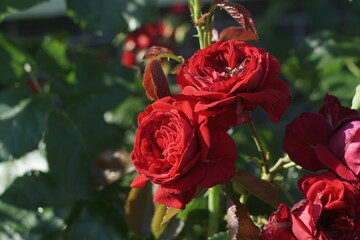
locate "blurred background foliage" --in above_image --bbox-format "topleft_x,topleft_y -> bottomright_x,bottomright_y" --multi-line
0,0 -> 359,239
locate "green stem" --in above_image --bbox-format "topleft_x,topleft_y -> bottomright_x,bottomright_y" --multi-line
346,59 -> 360,78
248,121 -> 270,176
207,184 -> 221,237
192,0 -> 205,49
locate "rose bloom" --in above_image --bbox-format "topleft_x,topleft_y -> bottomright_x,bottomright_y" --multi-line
261,173 -> 360,240
260,204 -> 297,240
284,94 -> 360,182
176,40 -> 291,126
130,94 -> 236,209
120,20 -> 176,68
292,173 -> 360,239
121,21 -> 176,68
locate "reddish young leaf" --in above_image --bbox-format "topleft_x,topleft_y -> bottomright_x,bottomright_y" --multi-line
232,171 -> 282,208
143,59 -> 172,100
227,198 -> 260,240
212,0 -> 258,40
143,46 -> 175,60
219,26 -> 258,41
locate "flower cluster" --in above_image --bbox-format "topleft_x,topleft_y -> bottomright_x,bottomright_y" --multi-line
261,95 -> 360,239
130,40 -> 291,209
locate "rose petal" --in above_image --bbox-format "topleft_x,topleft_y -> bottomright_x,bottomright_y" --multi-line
130,174 -> 148,188
284,113 -> 331,171
315,144 -> 358,182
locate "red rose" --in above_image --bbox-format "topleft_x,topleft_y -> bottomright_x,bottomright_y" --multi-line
291,173 -> 360,239
121,21 -> 176,68
121,51 -> 136,68
262,173 -> 360,240
316,120 -> 360,183
176,40 -> 291,126
260,204 -> 297,240
284,94 -> 359,173
130,94 -> 236,209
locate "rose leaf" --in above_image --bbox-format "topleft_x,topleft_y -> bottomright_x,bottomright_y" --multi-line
125,182 -> 154,236
212,0 -> 258,40
232,171 -> 282,208
143,46 -> 176,60
227,198 -> 260,240
219,26 -> 258,42
143,59 -> 172,101
151,203 -> 181,239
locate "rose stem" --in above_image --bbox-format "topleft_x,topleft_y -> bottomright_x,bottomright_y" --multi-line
248,120 -> 270,177
190,0 -> 206,49
207,184 -> 221,237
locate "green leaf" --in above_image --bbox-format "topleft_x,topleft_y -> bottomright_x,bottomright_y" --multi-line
151,203 -> 181,239
55,49 -> 133,156
232,171 -> 282,208
0,87 -> 53,162
0,172 -> 70,210
351,84 -> 360,110
0,34 -> 27,84
0,0 -> 50,21
126,182 -> 154,236
66,0 -> 159,34
44,111 -> 91,197
36,37 -> 70,78
0,150 -> 48,195
64,204 -> 127,240
0,201 -> 65,239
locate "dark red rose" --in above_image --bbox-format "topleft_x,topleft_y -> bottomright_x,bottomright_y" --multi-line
284,94 -> 360,182
260,204 -> 297,240
262,173 -> 360,239
176,40 -> 291,126
283,112 -> 331,171
130,94 -> 236,209
291,173 -> 360,239
315,120 -> 360,183
170,3 -> 188,17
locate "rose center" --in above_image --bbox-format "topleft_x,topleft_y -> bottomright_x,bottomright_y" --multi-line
147,119 -> 182,174
224,58 -> 248,77
317,210 -> 355,239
